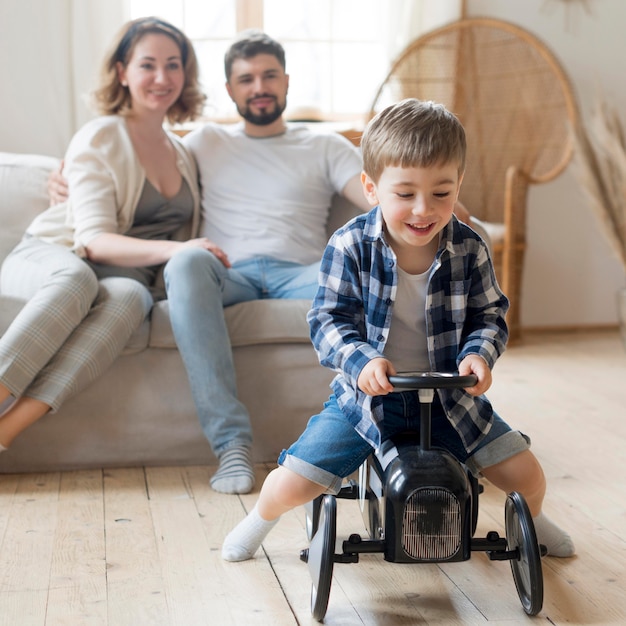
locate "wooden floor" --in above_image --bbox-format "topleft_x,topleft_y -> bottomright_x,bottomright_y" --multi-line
0,330 -> 624,625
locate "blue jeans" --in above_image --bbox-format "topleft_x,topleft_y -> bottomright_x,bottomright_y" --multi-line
163,249 -> 319,455
279,392 -> 530,493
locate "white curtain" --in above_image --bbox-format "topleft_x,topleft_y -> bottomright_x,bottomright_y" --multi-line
0,0 -> 127,157
386,0 -> 463,62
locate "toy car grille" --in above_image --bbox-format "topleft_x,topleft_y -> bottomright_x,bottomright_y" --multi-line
402,488 -> 462,560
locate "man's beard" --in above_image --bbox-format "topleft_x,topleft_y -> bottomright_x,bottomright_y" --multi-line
238,95 -> 286,126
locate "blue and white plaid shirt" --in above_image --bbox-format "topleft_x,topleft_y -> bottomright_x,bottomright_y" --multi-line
307,205 -> 509,453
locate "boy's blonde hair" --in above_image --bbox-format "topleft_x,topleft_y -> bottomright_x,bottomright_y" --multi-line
361,98 -> 466,183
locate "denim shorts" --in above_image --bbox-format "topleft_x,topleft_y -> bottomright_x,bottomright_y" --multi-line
278,392 -> 530,494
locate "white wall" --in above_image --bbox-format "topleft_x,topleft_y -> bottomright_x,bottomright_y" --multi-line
466,0 -> 624,329
0,0 -> 125,158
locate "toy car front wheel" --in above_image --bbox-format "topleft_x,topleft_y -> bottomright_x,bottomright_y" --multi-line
505,491 -> 544,615
308,494 -> 337,621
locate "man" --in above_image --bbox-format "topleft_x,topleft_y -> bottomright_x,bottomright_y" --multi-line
163,30 -> 367,494
48,30 -> 475,495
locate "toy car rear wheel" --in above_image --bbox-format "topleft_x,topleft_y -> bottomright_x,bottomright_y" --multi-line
308,494 -> 336,621
304,495 -> 323,541
505,491 -> 544,615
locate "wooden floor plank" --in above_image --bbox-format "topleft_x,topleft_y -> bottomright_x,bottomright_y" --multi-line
103,468 -> 170,626
0,473 -> 19,556
141,467 -> 215,625
0,590 -> 48,626
46,470 -> 107,625
148,497 -> 215,626
0,474 -> 60,623
145,466 -> 192,502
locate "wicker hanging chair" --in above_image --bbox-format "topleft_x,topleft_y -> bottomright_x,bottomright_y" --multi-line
368,17 -> 579,342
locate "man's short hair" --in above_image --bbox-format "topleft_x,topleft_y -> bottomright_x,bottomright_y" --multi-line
361,98 -> 466,183
224,29 -> 286,80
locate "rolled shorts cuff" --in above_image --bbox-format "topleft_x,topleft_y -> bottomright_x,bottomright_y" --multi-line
466,430 -> 531,476
278,450 -> 344,494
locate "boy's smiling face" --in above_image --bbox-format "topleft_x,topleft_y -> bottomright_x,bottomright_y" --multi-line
362,162 -> 463,271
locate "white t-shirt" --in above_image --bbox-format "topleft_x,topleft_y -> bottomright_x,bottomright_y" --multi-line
183,122 -> 362,265
384,266 -> 431,373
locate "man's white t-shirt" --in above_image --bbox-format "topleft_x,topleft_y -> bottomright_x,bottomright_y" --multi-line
183,122 -> 362,265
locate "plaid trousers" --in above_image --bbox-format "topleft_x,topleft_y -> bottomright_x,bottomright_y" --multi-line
0,238 -> 152,411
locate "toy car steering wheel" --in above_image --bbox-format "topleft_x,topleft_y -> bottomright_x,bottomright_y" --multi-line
388,372 -> 478,390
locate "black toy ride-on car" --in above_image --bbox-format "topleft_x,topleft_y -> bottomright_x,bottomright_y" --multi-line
300,372 -> 545,621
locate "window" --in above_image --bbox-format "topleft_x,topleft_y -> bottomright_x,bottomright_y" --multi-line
129,0 -> 390,124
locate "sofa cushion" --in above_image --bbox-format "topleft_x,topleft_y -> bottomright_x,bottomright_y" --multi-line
0,152 -> 60,262
149,297 -> 313,349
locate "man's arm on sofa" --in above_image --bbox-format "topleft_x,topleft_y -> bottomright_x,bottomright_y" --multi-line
47,160 -> 67,205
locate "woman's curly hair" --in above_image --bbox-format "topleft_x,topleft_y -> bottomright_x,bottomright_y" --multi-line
92,16 -> 206,124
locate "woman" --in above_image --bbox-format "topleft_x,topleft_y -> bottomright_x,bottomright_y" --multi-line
0,17 -> 227,451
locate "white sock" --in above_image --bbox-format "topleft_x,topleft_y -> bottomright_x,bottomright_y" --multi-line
210,445 -> 255,494
222,505 -> 279,562
0,443 -> 6,453
533,512 -> 575,557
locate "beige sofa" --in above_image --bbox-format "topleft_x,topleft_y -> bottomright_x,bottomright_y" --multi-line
0,151 -> 361,473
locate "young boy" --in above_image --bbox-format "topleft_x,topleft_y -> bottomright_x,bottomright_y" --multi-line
222,99 -> 575,561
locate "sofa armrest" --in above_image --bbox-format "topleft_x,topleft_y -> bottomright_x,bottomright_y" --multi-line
0,152 -> 61,264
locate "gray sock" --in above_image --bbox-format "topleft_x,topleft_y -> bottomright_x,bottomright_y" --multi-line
222,505 -> 279,562
210,445 -> 255,494
533,512 -> 575,557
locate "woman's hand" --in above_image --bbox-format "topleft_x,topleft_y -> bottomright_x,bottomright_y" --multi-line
458,354 -> 492,396
176,238 -> 231,267
357,357 -> 396,396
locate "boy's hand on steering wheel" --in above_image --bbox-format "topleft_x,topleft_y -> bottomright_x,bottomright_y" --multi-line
458,354 -> 492,396
357,357 -> 396,396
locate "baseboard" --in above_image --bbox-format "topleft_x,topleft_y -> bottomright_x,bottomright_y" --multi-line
521,323 -> 619,335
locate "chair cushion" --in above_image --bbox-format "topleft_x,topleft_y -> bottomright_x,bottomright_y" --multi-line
478,220 -> 505,246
